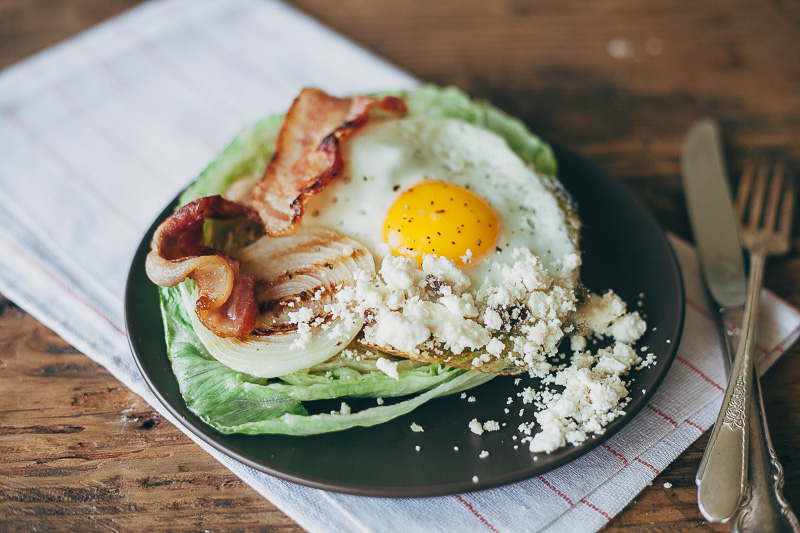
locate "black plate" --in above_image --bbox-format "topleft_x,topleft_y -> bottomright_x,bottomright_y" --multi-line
125,144 -> 684,497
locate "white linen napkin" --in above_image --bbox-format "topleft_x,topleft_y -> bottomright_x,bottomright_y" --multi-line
1,0 -> 798,531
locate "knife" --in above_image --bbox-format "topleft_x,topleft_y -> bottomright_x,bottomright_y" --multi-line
682,118 -> 799,531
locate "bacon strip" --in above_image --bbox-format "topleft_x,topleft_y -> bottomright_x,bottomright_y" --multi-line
147,89 -> 407,337
252,88 -> 407,236
145,195 -> 263,337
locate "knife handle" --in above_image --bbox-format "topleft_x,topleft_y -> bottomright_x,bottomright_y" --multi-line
696,254 -> 765,522
696,365 -> 753,521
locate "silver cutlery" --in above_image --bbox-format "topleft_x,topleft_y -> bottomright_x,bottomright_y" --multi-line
681,118 -> 799,531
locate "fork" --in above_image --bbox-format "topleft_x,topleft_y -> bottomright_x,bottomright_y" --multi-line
697,157 -> 799,531
731,159 -> 799,532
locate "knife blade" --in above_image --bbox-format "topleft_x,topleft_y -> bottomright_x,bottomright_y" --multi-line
682,118 -> 799,531
682,119 -> 747,310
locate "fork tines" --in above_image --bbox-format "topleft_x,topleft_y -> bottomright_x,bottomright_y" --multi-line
736,157 -> 796,254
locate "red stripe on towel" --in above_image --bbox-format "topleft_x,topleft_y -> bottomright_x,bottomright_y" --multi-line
68,42 -> 216,152
539,476 -> 574,506
675,355 -> 725,392
634,457 -> 661,475
580,498 -> 611,521
0,104 -> 143,233
116,16 -> 249,119
646,404 -> 679,427
452,495 -> 500,533
0,233 -> 124,336
684,419 -> 705,433
686,297 -> 773,355
23,65 -> 178,188
601,443 -> 629,466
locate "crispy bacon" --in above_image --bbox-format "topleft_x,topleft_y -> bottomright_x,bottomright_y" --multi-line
145,196 -> 263,337
252,88 -> 407,236
194,259 -> 259,337
147,89 -> 406,337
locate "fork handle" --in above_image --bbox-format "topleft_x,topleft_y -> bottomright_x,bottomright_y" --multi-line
734,375 -> 800,532
696,252 -> 765,522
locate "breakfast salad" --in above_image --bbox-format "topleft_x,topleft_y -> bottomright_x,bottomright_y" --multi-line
145,85 -> 651,454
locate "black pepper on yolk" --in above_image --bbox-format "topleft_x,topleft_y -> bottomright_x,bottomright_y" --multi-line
382,181 -> 499,266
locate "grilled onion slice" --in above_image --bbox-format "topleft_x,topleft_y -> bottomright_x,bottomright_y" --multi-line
184,227 -> 375,378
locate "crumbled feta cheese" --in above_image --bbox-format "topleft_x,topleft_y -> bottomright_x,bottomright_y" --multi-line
289,306 -> 315,323
472,476 -> 479,484
609,312 -> 647,344
526,341 -> 642,453
375,312 -> 430,352
483,420 -> 500,432
570,335 -> 587,352
637,352 -> 657,369
422,255 -> 471,293
380,255 -> 423,291
482,308 -> 503,330
663,482 -> 672,489
376,357 -> 401,380
331,247 -> 577,367
469,419 -> 484,435
486,338 -> 505,356
290,322 -> 312,350
520,387 -> 536,404
410,422 -> 424,433
479,450 -> 489,458
340,402 -> 351,415
305,232 -> 649,457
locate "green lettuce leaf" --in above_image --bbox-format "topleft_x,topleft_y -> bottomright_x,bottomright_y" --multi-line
220,370 -> 493,436
161,284 -> 493,435
272,363 -> 477,401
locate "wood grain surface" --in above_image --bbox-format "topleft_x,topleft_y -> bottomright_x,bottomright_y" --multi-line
1,0 -> 799,531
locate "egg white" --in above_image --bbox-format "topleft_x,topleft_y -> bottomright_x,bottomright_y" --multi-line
302,115 -> 579,287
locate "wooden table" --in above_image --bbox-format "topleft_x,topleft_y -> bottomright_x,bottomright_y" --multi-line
2,1 -> 798,530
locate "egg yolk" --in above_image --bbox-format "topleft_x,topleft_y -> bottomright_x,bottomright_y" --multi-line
382,181 -> 499,266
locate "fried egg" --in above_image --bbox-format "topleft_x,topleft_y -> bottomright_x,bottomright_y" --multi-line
302,115 -> 579,287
